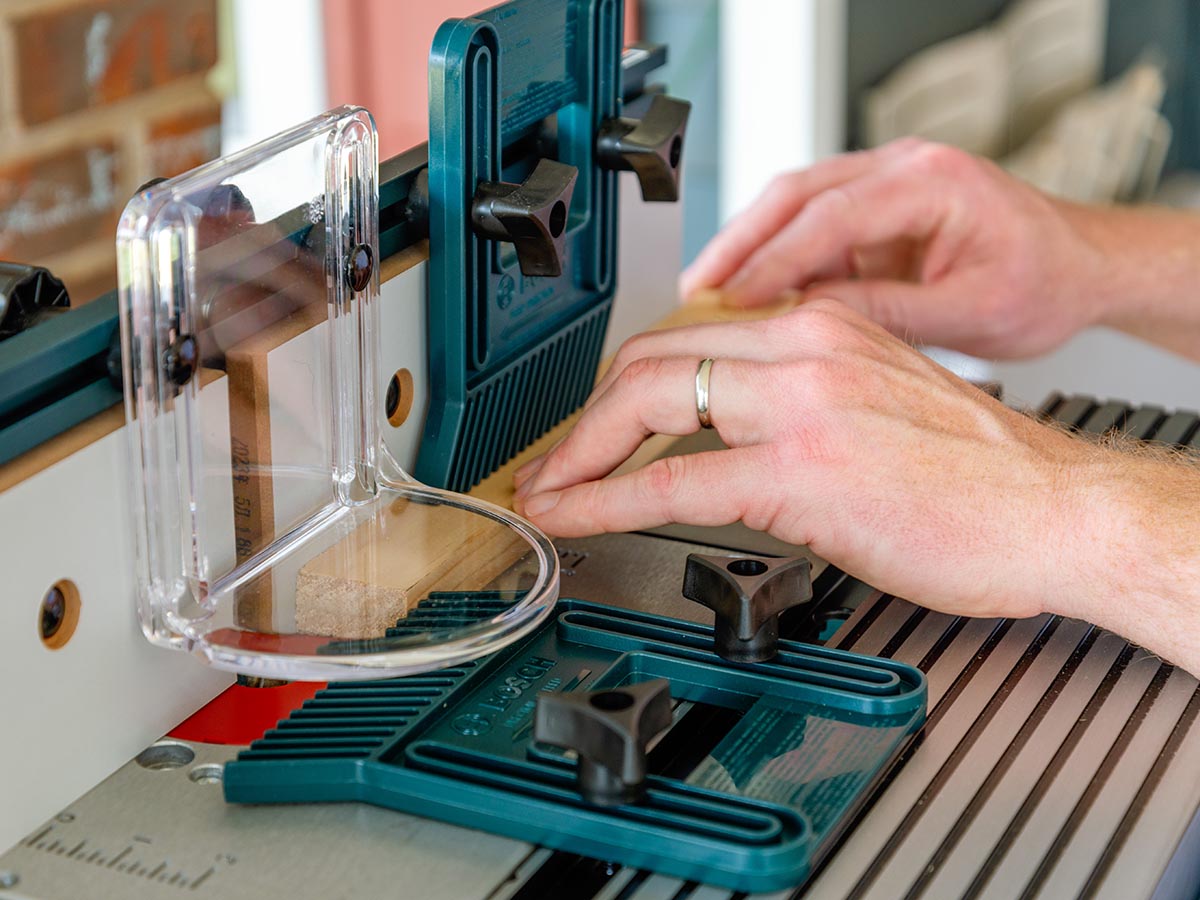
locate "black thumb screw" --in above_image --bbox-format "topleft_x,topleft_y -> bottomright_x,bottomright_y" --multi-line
535,679 -> 672,806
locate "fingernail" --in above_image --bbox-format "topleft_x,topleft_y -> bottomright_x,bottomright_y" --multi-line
513,454 -> 545,482
523,491 -> 560,517
514,467 -> 546,497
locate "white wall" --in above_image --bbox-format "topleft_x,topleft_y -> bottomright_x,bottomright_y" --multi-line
222,0 -> 328,154
717,0 -> 846,221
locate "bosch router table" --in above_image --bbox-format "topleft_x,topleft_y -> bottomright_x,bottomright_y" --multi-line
2,2 -> 1200,898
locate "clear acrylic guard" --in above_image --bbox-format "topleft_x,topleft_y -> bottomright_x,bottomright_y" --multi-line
117,107 -> 559,681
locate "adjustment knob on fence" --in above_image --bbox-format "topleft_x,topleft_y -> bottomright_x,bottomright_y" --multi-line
534,679 -> 672,807
0,263 -> 70,341
471,158 -> 578,277
597,94 -> 691,202
682,554 -> 812,663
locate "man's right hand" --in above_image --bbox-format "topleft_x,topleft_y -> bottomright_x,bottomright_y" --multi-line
513,298 -> 1200,676
680,138 -> 1117,359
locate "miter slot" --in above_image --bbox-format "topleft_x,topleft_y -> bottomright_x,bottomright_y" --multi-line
1036,391 -> 1064,417
1078,401 -> 1130,435
1048,394 -> 1099,428
1119,405 -> 1165,440
1151,410 -> 1200,446
503,851 -> 626,900
1047,397 -> 1200,448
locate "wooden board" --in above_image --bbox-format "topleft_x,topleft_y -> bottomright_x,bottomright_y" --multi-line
294,494 -> 528,640
223,297 -> 324,630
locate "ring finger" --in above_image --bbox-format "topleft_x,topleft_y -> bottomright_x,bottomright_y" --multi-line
519,356 -> 776,500
589,314 -> 840,409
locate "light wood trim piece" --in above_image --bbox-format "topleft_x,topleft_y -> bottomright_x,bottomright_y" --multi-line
223,295 -> 326,630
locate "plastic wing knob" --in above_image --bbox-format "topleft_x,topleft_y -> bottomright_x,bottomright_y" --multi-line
0,263 -> 69,340
597,94 -> 691,202
682,554 -> 813,663
534,679 -> 673,807
471,158 -> 578,277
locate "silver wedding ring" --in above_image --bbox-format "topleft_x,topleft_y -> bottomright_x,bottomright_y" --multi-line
695,357 -> 715,429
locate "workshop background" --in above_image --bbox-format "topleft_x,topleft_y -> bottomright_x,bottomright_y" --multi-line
2,0 -> 1200,407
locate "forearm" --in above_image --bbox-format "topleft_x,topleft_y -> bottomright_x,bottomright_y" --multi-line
1057,445 -> 1200,674
1061,201 -> 1200,360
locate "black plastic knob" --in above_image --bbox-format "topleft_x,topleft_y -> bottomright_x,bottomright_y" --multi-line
471,158 -> 578,277
597,94 -> 691,202
682,554 -> 812,663
196,182 -> 256,249
534,679 -> 672,807
0,263 -> 69,341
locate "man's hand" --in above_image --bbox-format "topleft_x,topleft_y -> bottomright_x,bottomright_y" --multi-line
513,300 -> 1200,672
679,138 -> 1200,361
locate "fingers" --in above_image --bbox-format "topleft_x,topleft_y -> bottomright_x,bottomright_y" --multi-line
519,356 -> 773,501
721,161 -> 947,308
519,314 -> 823,496
513,439 -> 559,490
513,455 -> 545,491
591,302 -> 880,410
679,139 -> 928,305
802,279 -> 961,345
520,447 -> 779,538
678,149 -> 885,302
588,318 -> 808,408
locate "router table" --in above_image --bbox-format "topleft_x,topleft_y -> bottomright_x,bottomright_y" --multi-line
2,2 -> 1200,898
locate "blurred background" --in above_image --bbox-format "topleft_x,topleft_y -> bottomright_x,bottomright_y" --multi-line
2,0 -> 1199,407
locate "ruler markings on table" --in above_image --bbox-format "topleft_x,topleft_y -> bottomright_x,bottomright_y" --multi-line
17,824 -> 225,890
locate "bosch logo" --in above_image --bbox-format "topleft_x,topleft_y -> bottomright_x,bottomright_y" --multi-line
451,713 -> 493,736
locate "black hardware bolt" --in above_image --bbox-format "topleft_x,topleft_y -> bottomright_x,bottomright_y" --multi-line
347,243 -> 374,293
164,334 -> 198,387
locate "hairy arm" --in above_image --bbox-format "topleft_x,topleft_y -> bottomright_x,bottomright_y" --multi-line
1068,444 -> 1200,671
1063,202 -> 1200,361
